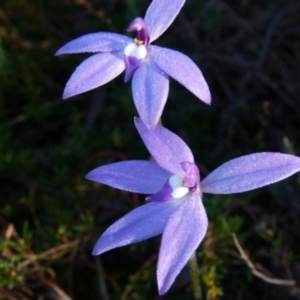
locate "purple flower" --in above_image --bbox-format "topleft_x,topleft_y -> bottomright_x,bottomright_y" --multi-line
55,0 -> 211,129
86,118 -> 300,295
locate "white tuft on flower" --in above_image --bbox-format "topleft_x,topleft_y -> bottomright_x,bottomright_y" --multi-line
169,175 -> 189,198
124,43 -> 147,59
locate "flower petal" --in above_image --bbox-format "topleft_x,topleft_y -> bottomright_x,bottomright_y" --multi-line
144,0 -> 186,43
92,201 -> 180,255
146,180 -> 173,202
132,61 -> 169,129
135,118 -> 194,176
157,194 -> 208,295
85,160 -> 170,194
63,51 -> 125,99
201,153 -> 300,194
55,32 -> 132,55
124,56 -> 142,83
150,46 -> 211,104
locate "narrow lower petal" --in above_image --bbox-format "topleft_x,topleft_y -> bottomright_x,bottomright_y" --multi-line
201,153 -> 300,194
150,46 -> 211,104
124,56 -> 142,83
146,180 -> 173,202
92,201 -> 180,255
132,61 -> 169,129
55,32 -> 132,55
86,160 -> 170,194
135,118 -> 194,176
63,51 -> 125,99
157,194 -> 208,295
144,0 -> 186,43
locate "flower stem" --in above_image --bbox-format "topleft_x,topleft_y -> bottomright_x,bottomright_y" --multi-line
188,252 -> 202,299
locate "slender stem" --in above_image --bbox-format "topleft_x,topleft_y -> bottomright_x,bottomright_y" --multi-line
188,252 -> 202,299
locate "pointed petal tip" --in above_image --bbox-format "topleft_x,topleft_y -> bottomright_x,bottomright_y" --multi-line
55,45 -> 72,56
91,242 -> 108,256
158,288 -> 166,296
204,94 -> 212,105
92,244 -> 106,256
85,168 -> 101,182
62,93 -> 69,100
158,281 -> 171,295
54,49 -> 63,56
188,83 -> 212,106
91,250 -> 99,256
85,169 -> 99,182
62,83 -> 76,99
62,90 -> 73,100
84,172 -> 91,180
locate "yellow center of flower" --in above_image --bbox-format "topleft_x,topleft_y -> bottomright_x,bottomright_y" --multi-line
134,38 -> 144,45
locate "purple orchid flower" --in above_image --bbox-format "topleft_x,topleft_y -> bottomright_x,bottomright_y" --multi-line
55,0 -> 211,129
86,118 -> 300,295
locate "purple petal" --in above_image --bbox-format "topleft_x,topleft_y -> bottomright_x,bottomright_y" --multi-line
63,51 -> 125,99
92,201 -> 180,255
55,32 -> 132,55
124,56 -> 142,83
132,61 -> 169,129
201,153 -> 300,194
144,0 -> 186,43
134,118 -> 194,176
146,180 -> 172,202
85,160 -> 170,194
150,46 -> 211,104
157,194 -> 208,295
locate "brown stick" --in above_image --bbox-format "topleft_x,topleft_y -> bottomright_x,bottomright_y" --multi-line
232,233 -> 295,286
17,237 -> 87,270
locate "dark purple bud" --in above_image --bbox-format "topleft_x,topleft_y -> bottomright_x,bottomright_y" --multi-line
127,17 -> 150,46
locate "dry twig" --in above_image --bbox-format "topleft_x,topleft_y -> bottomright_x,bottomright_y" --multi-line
17,237 -> 88,270
232,233 -> 295,286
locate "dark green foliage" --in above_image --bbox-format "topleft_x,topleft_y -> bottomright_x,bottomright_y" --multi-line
1,0 -> 300,299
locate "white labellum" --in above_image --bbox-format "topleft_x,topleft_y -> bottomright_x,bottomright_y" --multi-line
124,43 -> 147,59
169,175 -> 189,199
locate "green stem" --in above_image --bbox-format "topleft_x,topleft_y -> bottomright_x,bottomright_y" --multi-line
188,252 -> 202,299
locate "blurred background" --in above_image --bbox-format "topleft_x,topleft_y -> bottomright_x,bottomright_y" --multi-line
1,0 -> 300,299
